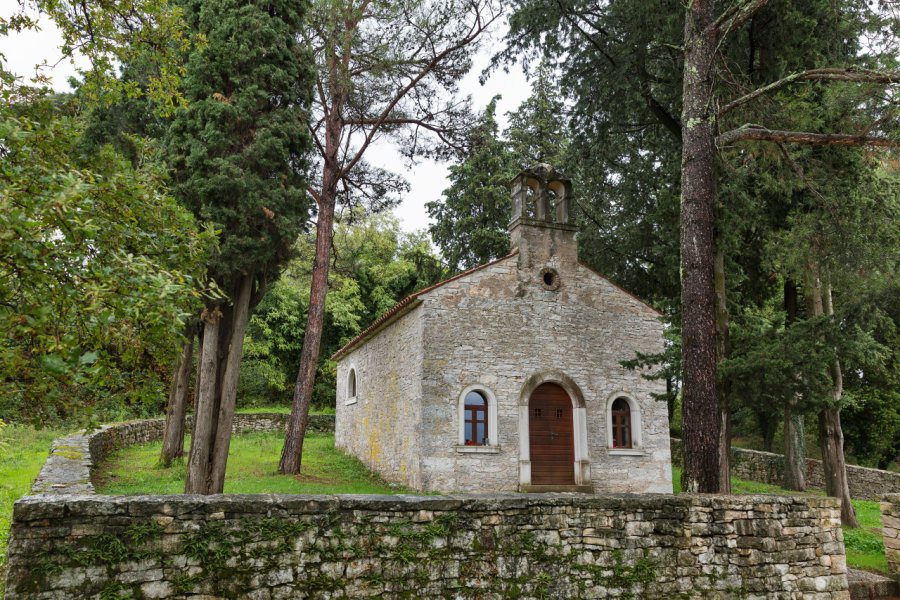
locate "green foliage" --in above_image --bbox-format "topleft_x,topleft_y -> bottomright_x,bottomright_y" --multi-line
4,0 -> 192,111
428,70 -> 572,274
0,98 -> 212,423
840,284 -> 900,468
164,0 -> 314,293
239,214 -> 445,408
504,61 -> 568,169
426,98 -> 519,272
498,0 -> 684,309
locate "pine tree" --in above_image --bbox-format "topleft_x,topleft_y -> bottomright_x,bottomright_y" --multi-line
278,0 -> 500,475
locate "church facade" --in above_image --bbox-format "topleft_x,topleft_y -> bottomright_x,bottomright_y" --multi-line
333,167 -> 672,494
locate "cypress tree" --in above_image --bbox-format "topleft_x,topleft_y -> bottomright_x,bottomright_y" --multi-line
427,97 -> 519,272
164,0 -> 314,494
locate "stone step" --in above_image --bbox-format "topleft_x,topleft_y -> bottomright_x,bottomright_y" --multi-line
848,568 -> 899,600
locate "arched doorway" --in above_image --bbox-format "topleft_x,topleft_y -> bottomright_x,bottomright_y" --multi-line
528,382 -> 575,485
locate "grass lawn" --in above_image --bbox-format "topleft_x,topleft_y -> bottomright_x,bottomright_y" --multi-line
0,424 -> 67,596
234,406 -> 335,415
96,431 -> 407,495
672,466 -> 888,574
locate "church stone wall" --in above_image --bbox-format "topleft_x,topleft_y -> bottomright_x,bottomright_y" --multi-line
335,304 -> 425,490
418,252 -> 672,494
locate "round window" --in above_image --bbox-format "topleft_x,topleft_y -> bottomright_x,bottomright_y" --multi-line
540,267 -> 560,291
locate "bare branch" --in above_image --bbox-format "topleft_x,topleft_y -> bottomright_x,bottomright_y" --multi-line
717,124 -> 900,147
718,68 -> 900,116
337,7 -> 500,181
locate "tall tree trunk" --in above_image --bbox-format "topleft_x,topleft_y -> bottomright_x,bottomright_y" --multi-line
818,280 -> 858,526
160,325 -> 195,467
208,273 -> 254,493
678,0 -> 722,493
783,406 -> 806,491
185,307 -> 222,494
714,227 -> 731,493
279,191 -> 336,474
279,71 -> 344,475
782,279 -> 806,491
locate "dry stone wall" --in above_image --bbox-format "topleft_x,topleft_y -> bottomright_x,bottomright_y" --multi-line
7,492 -> 851,599
670,439 -> 900,501
883,494 -> 900,577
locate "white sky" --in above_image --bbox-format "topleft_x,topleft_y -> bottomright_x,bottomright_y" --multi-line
0,1 -> 532,233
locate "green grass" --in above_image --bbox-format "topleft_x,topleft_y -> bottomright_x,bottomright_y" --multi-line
0,424 -> 67,596
96,431 -> 407,495
234,405 -> 335,415
672,466 -> 887,574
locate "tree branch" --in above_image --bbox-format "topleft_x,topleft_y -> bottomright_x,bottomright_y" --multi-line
337,6 -> 499,181
307,185 -> 323,207
718,68 -> 900,117
713,0 -> 769,39
717,124 -> 900,147
557,2 -> 682,141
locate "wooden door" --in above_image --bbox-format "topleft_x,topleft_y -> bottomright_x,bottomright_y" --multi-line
528,382 -> 575,485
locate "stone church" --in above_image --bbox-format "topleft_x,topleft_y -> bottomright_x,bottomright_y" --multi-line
333,167 -> 672,494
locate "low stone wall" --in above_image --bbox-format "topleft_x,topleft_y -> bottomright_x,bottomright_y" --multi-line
6,493 -> 850,599
5,418 -> 851,598
670,439 -> 900,501
30,412 -> 334,495
883,494 -> 900,577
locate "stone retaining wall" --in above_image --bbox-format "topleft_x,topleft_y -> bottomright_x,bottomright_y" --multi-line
5,417 -> 852,598
670,439 -> 900,501
883,494 -> 900,577
7,493 -> 850,599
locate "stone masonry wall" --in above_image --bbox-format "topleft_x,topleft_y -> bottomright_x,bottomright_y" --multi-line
334,304 -> 425,490
670,439 -> 900,502
31,413 -> 334,496
6,416 -> 852,598
882,494 -> 900,577
418,251 -> 672,494
6,492 -> 850,599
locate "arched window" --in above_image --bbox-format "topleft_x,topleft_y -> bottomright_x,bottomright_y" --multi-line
347,368 -> 357,402
464,391 -> 488,445
456,385 -> 499,451
611,397 -> 632,449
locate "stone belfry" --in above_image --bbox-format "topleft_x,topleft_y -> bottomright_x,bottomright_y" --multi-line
508,164 -> 578,280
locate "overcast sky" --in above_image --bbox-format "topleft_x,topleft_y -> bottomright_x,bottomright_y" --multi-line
0,1 -> 532,233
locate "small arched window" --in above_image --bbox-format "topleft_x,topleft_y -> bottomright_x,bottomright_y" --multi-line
464,391 -> 488,446
347,368 -> 357,401
611,397 -> 632,449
